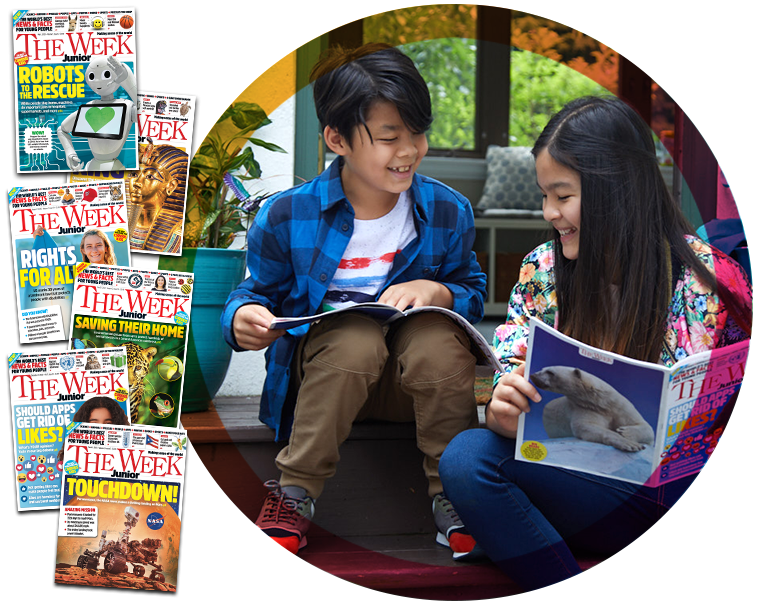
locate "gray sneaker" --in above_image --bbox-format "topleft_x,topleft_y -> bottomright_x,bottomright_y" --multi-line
433,493 -> 484,562
256,480 -> 315,554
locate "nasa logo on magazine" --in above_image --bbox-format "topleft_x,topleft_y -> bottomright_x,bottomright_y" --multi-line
128,273 -> 144,288
146,512 -> 165,530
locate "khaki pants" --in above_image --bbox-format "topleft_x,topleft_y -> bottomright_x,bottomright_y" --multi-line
276,311 -> 478,499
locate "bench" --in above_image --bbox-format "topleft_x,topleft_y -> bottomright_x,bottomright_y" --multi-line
182,396 -> 601,599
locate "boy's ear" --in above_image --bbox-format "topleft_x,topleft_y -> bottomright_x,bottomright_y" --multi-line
323,126 -> 350,156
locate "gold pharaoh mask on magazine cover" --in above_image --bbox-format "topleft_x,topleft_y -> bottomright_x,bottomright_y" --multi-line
126,143 -> 187,253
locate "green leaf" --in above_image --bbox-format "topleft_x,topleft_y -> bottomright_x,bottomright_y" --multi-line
224,154 -> 246,173
224,220 -> 246,233
196,143 -> 216,158
229,102 -> 270,132
201,209 -> 222,233
215,105 -> 236,125
247,138 -> 286,153
242,155 -> 261,179
190,156 -> 218,171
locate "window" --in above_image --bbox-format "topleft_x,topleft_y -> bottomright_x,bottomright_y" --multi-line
309,6 -> 674,158
364,5 -> 478,151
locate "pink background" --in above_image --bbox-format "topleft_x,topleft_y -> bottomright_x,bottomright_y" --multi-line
191,4 -> 752,600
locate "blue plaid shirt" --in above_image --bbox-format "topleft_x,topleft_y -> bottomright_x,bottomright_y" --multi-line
221,160 -> 486,439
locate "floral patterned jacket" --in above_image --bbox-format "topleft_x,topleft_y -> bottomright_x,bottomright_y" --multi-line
493,236 -> 752,382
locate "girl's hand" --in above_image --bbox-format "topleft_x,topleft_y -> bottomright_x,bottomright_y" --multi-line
486,363 -> 542,437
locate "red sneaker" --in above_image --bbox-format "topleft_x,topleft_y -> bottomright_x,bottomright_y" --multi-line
255,480 -> 315,554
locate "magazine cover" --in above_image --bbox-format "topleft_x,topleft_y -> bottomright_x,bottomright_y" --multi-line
66,171 -> 128,183
68,264 -> 193,428
70,91 -> 196,255
8,347 -> 128,511
55,423 -> 186,591
518,317 -> 748,486
13,8 -> 137,173
8,181 -> 131,343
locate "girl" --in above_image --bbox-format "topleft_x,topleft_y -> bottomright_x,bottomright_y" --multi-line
80,229 -> 117,265
439,96 -> 751,591
57,397 -> 130,462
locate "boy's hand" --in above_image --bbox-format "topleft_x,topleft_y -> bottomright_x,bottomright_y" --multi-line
378,279 -> 453,310
232,304 -> 285,351
485,364 -> 542,438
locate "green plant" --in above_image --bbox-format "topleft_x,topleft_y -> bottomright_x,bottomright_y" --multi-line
186,101 -> 285,248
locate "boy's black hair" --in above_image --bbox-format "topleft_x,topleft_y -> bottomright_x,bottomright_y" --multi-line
310,43 -> 433,145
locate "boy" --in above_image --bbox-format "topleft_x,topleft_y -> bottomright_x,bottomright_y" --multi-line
221,43 -> 487,560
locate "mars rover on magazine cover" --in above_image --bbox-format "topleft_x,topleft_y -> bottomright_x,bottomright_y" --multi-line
76,506 -> 166,581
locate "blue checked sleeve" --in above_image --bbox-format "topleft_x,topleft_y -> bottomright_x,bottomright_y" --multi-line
436,200 -> 486,324
221,201 -> 295,351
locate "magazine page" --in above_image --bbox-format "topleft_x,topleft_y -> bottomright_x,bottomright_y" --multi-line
69,264 -> 193,428
8,347 -> 128,511
13,8 -> 138,173
650,339 -> 748,486
270,302 -> 405,329
8,181 -> 131,343
519,318 -> 670,485
129,92 -> 195,255
55,423 -> 186,590
271,303 -> 504,372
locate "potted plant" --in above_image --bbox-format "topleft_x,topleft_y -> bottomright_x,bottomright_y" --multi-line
159,101 -> 285,412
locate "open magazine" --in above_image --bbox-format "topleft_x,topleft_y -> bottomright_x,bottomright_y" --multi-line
271,303 -> 505,372
69,264 -> 193,428
12,8 -> 137,173
8,181 -> 131,343
519,317 -> 748,486
9,347 -> 128,511
55,423 -> 186,591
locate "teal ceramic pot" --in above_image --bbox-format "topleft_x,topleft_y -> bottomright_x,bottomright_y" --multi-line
159,248 -> 246,412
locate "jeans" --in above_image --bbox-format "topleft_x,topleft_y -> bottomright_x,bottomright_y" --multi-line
439,429 -> 694,591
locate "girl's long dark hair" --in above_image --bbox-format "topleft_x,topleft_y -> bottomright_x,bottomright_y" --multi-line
532,96 -> 717,362
73,396 -> 129,425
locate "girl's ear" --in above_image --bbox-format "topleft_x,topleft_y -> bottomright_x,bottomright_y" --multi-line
323,126 -> 350,156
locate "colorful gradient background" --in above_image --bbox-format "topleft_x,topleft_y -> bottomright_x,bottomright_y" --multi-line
156,4 -> 752,600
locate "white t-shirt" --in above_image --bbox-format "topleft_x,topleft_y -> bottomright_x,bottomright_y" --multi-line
321,190 -> 416,311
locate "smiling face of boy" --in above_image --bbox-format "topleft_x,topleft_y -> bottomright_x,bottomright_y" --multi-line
325,100 -> 428,218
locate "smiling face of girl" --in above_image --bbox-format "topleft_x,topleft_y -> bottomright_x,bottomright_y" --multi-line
535,149 -> 582,261
81,234 -> 106,263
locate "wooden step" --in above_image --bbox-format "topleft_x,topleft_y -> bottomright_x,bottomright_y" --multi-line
181,397 -> 600,599
301,530 -> 600,600
181,396 -> 426,443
